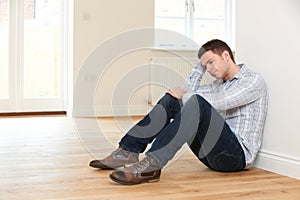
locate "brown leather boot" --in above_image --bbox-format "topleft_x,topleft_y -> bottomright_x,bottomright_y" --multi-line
89,146 -> 139,169
109,155 -> 161,185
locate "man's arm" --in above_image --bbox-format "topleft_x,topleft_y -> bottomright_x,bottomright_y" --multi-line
165,87 -> 186,99
198,74 -> 267,111
182,63 -> 206,93
165,63 -> 205,99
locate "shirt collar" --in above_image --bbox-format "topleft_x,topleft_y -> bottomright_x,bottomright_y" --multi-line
230,64 -> 246,80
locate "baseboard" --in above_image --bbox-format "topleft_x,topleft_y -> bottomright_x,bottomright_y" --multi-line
254,150 -> 300,180
0,111 -> 66,117
72,105 -> 149,117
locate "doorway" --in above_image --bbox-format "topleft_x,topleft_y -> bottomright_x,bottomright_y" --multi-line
0,0 -> 67,113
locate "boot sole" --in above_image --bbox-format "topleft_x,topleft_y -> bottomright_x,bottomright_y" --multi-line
89,162 -> 138,170
109,173 -> 160,185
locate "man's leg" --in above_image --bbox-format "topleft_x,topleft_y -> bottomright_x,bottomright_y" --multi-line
89,94 -> 182,169
109,94 -> 201,184
119,94 -> 182,153
109,94 -> 245,184
147,94 -> 245,171
188,96 -> 246,172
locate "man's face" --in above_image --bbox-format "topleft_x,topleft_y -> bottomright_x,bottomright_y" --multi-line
200,50 -> 228,80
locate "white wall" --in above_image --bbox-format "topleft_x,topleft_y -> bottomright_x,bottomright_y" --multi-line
236,0 -> 300,179
73,0 -> 154,116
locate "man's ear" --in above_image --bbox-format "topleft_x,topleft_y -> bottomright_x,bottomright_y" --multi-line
222,50 -> 231,62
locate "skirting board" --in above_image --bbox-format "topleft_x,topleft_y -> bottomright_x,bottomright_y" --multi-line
254,150 -> 300,180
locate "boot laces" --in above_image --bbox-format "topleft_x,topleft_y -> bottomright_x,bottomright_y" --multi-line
132,157 -> 153,172
111,147 -> 128,157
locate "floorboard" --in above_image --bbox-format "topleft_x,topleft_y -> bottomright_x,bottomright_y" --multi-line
0,116 -> 299,200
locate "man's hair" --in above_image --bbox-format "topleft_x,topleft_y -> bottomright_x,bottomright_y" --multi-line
198,39 -> 235,63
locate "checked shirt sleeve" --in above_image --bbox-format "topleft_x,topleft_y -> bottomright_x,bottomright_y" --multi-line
182,63 -> 206,93
199,72 -> 267,112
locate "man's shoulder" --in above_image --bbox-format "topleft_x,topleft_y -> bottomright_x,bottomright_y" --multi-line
240,65 -> 265,82
238,65 -> 267,90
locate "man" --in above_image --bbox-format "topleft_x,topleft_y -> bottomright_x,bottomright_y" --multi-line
89,39 -> 268,185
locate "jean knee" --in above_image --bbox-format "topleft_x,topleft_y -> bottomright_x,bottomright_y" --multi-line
185,94 -> 208,108
158,94 -> 174,104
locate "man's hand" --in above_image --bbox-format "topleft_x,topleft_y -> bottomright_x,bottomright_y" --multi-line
165,87 -> 186,99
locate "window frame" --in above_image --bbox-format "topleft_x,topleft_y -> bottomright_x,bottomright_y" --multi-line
0,0 -> 69,112
154,0 -> 235,50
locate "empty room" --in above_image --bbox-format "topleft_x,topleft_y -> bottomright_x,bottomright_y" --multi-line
1,0 -> 300,199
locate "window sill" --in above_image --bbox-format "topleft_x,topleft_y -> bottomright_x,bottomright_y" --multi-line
152,45 -> 199,52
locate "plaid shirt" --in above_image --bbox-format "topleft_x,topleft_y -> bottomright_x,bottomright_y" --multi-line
182,64 -> 268,168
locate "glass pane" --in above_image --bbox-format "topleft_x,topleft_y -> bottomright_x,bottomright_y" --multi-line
155,0 -> 186,34
23,0 -> 60,98
0,0 -> 9,99
155,18 -> 185,36
194,0 -> 225,19
193,19 -> 225,46
155,0 -> 186,18
193,0 -> 226,45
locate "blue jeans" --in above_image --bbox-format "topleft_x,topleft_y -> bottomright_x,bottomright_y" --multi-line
119,94 -> 246,172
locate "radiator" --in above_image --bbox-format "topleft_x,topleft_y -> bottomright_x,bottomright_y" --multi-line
149,57 -> 197,105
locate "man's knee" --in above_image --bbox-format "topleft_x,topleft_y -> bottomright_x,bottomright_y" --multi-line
185,94 -> 212,112
157,94 -> 179,106
186,94 -> 206,104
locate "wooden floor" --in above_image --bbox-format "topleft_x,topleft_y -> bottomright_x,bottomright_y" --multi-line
0,116 -> 299,200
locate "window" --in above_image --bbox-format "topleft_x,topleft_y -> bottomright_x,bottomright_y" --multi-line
0,0 -> 9,98
23,0 -> 62,98
0,0 -> 67,112
155,0 -> 235,49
